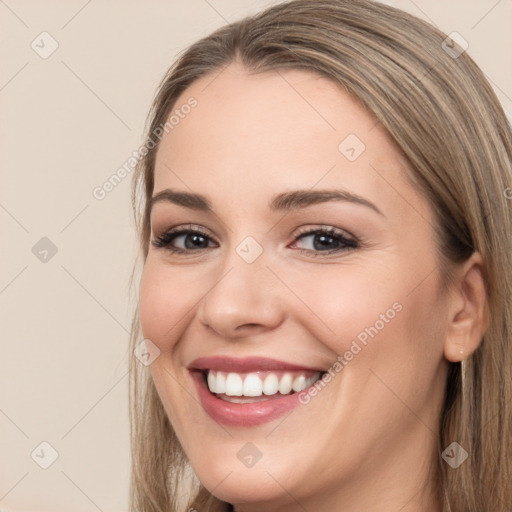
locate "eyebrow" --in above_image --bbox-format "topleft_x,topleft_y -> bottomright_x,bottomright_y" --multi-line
149,188 -> 384,216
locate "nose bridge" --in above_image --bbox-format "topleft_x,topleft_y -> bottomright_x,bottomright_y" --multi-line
218,230 -> 271,289
197,232 -> 284,336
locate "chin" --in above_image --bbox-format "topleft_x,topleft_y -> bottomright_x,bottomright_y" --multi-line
194,463 -> 294,505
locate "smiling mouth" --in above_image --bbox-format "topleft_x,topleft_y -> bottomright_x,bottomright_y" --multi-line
200,369 -> 325,403
188,357 -> 329,426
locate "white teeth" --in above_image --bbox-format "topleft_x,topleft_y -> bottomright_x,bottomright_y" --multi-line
215,372 -> 226,394
263,374 -> 279,395
206,370 -> 322,397
243,373 -> 263,397
207,371 -> 215,392
292,375 -> 307,392
225,373 -> 243,396
278,373 -> 293,394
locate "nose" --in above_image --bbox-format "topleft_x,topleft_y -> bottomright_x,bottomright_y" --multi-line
196,251 -> 285,338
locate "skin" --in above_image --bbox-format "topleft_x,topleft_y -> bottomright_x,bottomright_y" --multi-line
138,61 -> 487,512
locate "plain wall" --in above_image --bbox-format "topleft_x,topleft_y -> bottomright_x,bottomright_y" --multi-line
1,1 -> 510,511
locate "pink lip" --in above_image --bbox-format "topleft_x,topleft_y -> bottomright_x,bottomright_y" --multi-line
190,370 -> 313,427
188,356 -> 326,427
188,355 -> 325,373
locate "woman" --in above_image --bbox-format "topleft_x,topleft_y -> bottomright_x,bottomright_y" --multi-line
128,0 -> 512,510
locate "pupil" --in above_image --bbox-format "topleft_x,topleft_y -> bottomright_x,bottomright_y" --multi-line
314,234 -> 338,250
186,234 -> 208,249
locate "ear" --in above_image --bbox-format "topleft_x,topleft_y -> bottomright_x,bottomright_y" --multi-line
443,251 -> 488,362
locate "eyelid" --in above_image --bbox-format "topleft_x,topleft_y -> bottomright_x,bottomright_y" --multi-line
291,224 -> 355,240
152,223 -> 216,241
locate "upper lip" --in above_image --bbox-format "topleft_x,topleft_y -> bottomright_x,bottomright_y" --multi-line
188,356 -> 326,373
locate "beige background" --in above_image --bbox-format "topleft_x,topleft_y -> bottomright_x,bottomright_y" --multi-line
1,1 -> 510,511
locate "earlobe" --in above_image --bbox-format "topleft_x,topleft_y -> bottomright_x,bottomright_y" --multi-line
443,252 -> 487,363
444,318 -> 475,362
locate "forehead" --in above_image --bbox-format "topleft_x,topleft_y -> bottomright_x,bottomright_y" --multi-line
152,62 -> 425,221
155,63 -> 385,163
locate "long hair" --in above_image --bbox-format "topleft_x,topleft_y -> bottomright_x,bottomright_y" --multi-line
128,1 -> 512,510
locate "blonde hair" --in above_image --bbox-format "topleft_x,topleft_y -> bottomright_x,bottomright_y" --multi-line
128,1 -> 512,510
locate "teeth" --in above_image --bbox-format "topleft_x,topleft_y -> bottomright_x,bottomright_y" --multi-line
292,375 -> 306,392
206,370 -> 322,397
215,372 -> 226,394
225,373 -> 243,396
263,374 -> 279,395
243,373 -> 263,396
278,373 -> 293,394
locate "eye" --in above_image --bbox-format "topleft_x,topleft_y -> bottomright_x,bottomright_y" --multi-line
151,224 -> 359,257
289,227 -> 358,256
151,225 -> 217,253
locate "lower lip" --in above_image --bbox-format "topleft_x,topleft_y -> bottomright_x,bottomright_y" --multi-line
190,370 -> 310,427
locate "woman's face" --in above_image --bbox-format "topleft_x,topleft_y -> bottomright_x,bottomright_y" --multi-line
139,63 -> 451,510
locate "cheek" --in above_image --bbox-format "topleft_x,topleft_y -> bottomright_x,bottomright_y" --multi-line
281,257 -> 445,371
281,261 -> 405,352
138,258 -> 203,347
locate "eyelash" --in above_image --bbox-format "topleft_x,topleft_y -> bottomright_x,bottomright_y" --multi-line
151,224 -> 359,257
